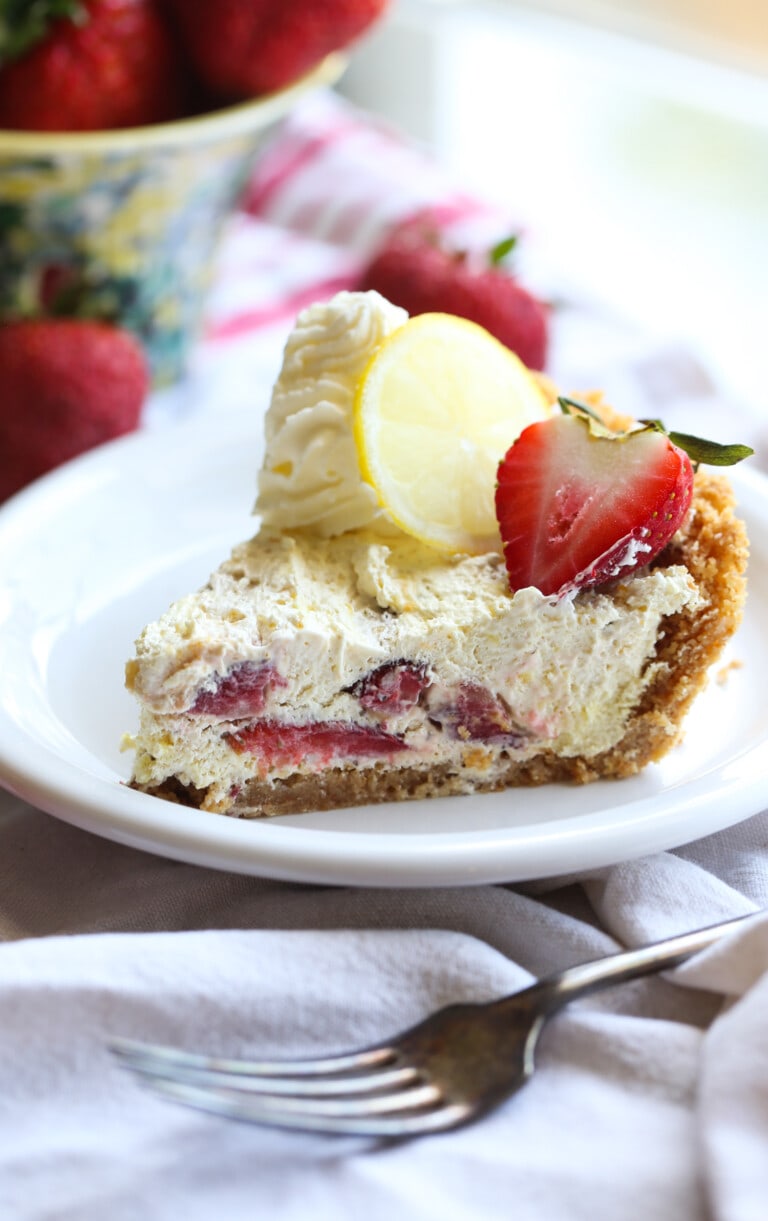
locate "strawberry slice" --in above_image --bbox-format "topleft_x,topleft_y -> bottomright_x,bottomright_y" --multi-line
495,411 -> 695,597
226,720 -> 406,769
348,661 -> 429,716
188,661 -> 285,718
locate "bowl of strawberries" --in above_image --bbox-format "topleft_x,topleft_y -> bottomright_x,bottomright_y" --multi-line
0,0 -> 389,387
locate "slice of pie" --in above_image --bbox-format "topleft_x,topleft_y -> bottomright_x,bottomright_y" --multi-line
124,292 -> 749,818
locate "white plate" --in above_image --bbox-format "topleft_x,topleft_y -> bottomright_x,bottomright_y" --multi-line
0,414 -> 767,888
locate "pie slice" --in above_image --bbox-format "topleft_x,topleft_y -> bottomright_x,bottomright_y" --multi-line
124,292 -> 748,818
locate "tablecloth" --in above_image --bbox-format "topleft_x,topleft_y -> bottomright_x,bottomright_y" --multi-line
1,89 -> 767,1221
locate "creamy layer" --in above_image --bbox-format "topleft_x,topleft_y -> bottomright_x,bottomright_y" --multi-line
127,529 -> 702,804
256,291 -> 408,536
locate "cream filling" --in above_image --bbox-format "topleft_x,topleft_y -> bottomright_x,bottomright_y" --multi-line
127,529 -> 702,799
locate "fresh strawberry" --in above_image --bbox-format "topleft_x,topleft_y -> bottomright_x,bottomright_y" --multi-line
495,399 -> 753,597
0,0 -> 186,131
358,219 -> 549,369
496,406 -> 693,597
0,319 -> 148,500
159,0 -> 390,101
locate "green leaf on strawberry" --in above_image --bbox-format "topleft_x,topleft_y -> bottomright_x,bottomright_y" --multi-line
556,394 -> 623,439
558,396 -> 753,467
639,420 -> 754,467
0,0 -> 85,66
0,0 -> 186,131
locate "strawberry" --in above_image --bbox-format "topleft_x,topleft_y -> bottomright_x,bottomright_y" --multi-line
189,662 -> 286,718
349,661 -> 429,716
227,719 -> 406,768
0,319 -> 148,500
358,219 -> 549,370
0,0 -> 186,131
426,681 -> 529,748
495,399 -> 752,598
159,0 -> 390,102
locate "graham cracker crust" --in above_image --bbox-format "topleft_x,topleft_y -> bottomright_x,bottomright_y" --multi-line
136,470 -> 748,819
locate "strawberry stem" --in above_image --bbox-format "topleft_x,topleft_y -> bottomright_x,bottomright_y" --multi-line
557,395 -> 606,424
557,397 -> 753,468
489,235 -> 518,267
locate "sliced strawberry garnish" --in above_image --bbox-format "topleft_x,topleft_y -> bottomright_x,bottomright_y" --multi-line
495,411 -> 696,597
227,720 -> 406,769
189,662 -> 285,718
348,661 -> 430,715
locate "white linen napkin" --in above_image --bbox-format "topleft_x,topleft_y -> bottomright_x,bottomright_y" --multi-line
1,792 -> 768,1221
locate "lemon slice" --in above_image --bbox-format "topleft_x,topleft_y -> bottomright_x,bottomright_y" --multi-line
354,313 -> 551,553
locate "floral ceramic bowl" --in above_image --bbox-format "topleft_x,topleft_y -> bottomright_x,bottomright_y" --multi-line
0,54 -> 344,387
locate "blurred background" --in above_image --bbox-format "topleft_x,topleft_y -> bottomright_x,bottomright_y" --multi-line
339,0 -> 767,414
2,0 -> 766,486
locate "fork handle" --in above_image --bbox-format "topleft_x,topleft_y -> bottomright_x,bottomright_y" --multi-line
522,911 -> 758,1013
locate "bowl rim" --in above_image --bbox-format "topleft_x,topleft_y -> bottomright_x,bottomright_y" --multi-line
0,53 -> 345,153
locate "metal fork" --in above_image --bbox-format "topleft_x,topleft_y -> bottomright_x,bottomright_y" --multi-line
112,912 -> 754,1139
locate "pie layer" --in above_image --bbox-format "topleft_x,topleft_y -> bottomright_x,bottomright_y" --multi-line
125,472 -> 747,817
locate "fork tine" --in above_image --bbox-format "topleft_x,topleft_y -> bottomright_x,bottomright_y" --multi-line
127,1060 -> 440,1116
128,1065 -> 419,1097
138,1075 -> 470,1138
113,1047 -> 419,1098
110,1036 -> 394,1078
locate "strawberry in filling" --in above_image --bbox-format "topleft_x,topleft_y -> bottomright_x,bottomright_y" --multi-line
428,681 -> 530,748
348,661 -> 430,715
227,721 -> 407,770
189,661 -> 285,718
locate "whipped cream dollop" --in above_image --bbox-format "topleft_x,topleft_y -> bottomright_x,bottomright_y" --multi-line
256,291 -> 408,536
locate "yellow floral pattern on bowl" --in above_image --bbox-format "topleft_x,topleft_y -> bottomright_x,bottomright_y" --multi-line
0,55 -> 345,386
